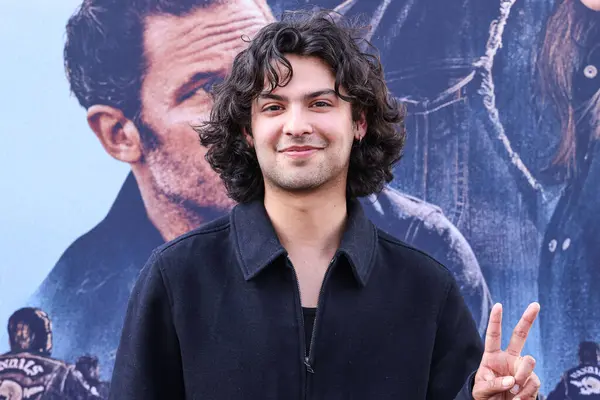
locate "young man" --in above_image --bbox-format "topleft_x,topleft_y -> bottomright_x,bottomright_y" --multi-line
109,11 -> 540,399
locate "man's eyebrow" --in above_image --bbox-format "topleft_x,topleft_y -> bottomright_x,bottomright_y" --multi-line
304,89 -> 337,99
257,89 -> 338,101
175,71 -> 221,99
257,92 -> 287,101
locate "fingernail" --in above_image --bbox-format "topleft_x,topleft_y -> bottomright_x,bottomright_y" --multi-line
502,377 -> 514,387
514,398 -> 521,400
510,384 -> 520,394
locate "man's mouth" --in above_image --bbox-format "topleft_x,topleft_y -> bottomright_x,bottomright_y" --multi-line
279,145 -> 323,158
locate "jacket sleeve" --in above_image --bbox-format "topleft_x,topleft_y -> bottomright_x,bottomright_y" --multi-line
108,251 -> 185,399
426,275 -> 484,400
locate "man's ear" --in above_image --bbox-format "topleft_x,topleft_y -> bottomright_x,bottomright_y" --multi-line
87,105 -> 143,163
243,126 -> 254,147
354,112 -> 368,141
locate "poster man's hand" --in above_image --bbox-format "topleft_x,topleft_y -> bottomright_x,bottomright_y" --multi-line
472,302 -> 541,400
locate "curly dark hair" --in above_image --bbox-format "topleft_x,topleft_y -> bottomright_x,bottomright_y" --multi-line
196,9 -> 406,203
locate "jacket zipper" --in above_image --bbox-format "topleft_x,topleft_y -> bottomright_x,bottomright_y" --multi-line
287,254 -> 337,398
306,256 -> 337,369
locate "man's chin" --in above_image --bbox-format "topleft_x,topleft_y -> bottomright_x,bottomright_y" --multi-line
274,180 -> 328,193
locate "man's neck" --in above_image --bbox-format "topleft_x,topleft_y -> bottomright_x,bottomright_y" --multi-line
132,172 -> 234,242
264,185 -> 348,264
145,198 -> 220,242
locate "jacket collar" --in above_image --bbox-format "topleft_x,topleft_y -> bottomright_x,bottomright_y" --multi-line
230,199 -> 377,287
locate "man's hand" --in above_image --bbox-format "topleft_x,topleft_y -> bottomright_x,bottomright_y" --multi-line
472,302 -> 541,400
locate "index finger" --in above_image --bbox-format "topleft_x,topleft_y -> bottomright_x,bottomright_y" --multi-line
484,303 -> 503,353
506,302 -> 540,357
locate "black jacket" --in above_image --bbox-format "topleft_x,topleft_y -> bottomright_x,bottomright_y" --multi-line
21,174 -> 490,382
546,363 -> 600,400
108,199 -> 483,399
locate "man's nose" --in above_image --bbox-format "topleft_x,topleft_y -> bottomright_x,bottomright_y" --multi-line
283,106 -> 313,136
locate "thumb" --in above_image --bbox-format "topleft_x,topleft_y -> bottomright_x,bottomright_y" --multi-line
473,375 -> 516,399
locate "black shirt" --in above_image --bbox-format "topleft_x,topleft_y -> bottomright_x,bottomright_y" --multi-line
107,199 -> 483,399
303,307 -> 317,356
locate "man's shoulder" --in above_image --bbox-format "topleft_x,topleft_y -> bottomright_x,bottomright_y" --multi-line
138,214 -> 240,295
53,219 -> 114,267
31,207 -> 160,302
374,226 -> 455,283
47,174 -> 163,274
152,214 -> 232,266
159,213 -> 230,249
29,221 -> 115,302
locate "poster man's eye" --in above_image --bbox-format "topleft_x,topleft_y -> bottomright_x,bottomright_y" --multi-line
180,76 -> 225,102
202,76 -> 225,95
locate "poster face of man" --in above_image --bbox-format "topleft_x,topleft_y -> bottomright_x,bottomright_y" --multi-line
87,1 -> 274,241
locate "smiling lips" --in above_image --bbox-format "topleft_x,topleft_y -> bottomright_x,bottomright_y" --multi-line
279,145 -> 324,158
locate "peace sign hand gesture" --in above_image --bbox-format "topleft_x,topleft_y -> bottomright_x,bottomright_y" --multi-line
472,302 -> 541,400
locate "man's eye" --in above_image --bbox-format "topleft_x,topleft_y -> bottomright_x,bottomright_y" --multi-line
312,101 -> 331,107
180,77 -> 224,102
178,89 -> 195,102
263,105 -> 282,112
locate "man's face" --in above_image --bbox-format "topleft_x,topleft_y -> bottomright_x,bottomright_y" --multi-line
250,54 -> 363,193
139,0 -> 273,212
85,365 -> 100,382
13,322 -> 32,350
